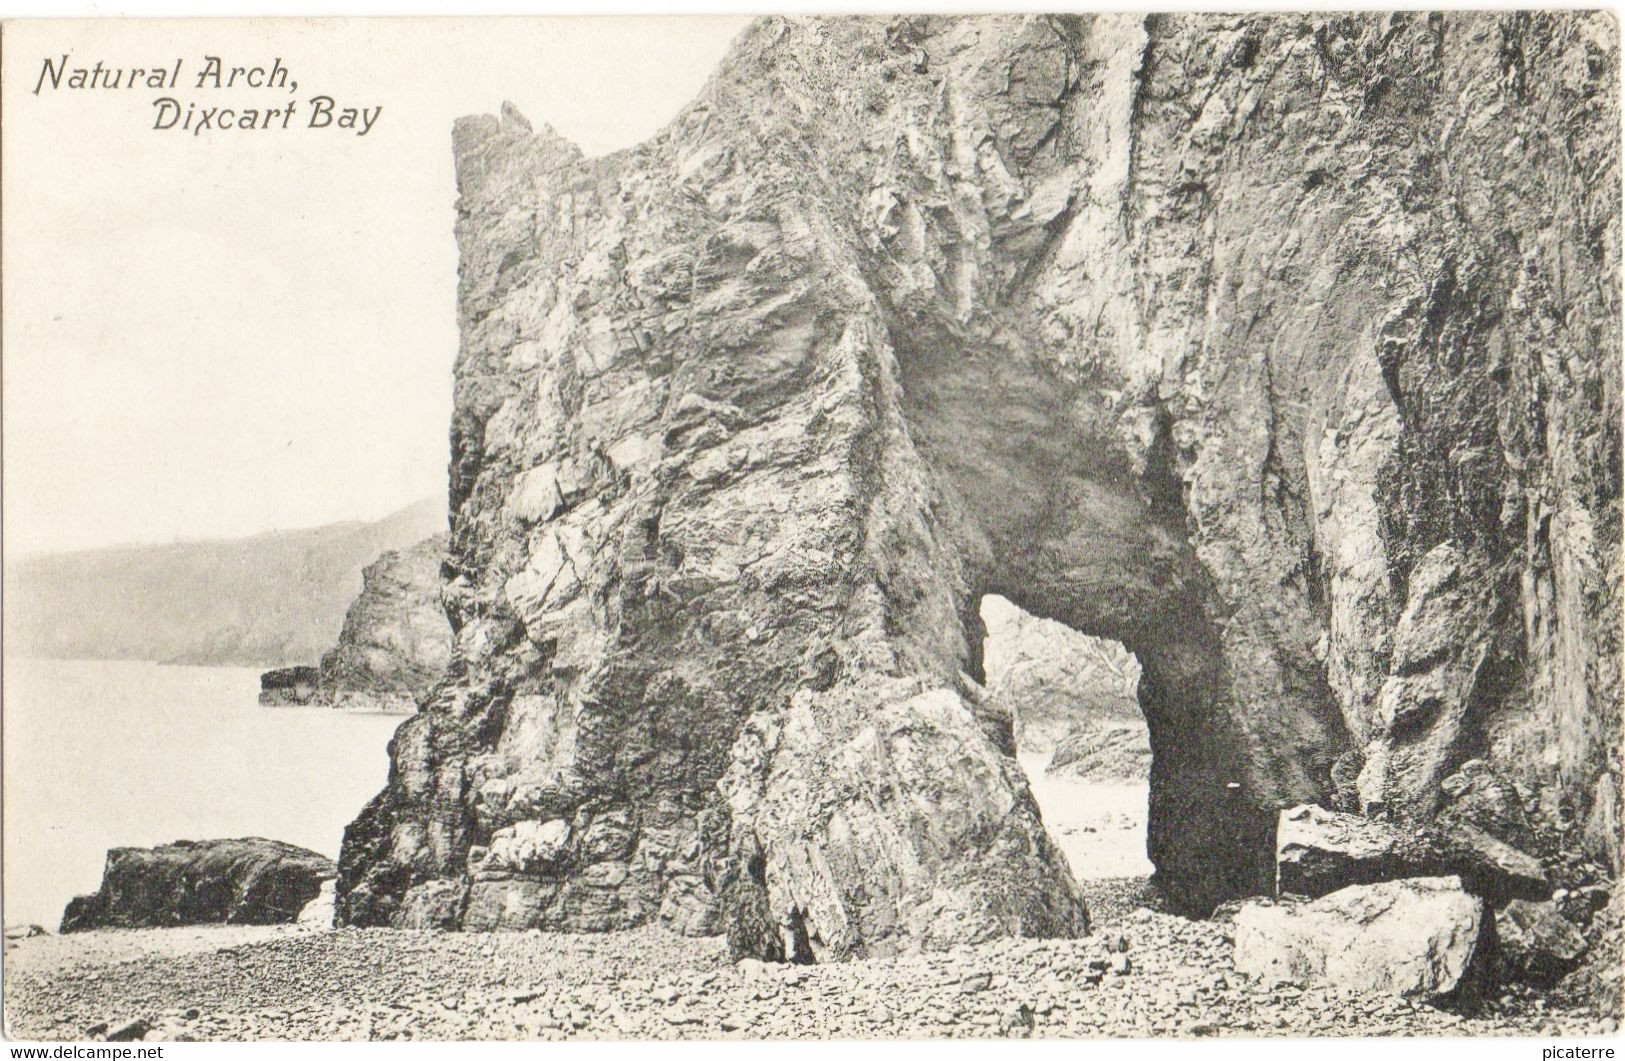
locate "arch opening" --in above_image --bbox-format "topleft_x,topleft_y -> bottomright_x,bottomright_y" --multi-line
974,589 -> 1277,918
887,312 -> 1282,918
980,595 -> 1155,901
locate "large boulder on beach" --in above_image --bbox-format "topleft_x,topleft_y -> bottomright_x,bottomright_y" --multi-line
1232,876 -> 1488,1001
1275,804 -> 1547,902
60,839 -> 335,932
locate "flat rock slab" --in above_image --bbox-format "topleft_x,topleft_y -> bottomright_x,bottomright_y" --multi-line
1276,804 -> 1547,902
1232,875 -> 1486,1001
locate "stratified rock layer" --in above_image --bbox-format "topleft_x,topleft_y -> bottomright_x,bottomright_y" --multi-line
339,14 -> 1621,960
61,839 -> 335,932
1275,803 -> 1548,902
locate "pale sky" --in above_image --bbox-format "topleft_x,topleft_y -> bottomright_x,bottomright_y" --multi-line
2,17 -> 751,555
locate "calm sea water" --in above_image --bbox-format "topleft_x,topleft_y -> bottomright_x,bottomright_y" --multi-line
3,659 -> 404,929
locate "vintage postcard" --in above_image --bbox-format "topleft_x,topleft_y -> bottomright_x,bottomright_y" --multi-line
2,10 -> 1620,1046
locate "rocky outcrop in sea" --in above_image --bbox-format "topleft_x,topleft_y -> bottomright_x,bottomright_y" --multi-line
259,666 -> 320,706
314,534 -> 452,712
334,13 -> 1620,966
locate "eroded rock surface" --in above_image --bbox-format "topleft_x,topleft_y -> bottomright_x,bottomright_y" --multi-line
1496,897 -> 1589,984
981,595 -> 1141,756
316,534 -> 452,712
1232,876 -> 1488,1001
257,535 -> 452,713
61,840 -> 335,933
339,14 -> 1620,958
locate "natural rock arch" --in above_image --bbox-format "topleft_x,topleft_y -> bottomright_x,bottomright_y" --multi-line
885,307 -> 1296,914
337,13 -> 1620,962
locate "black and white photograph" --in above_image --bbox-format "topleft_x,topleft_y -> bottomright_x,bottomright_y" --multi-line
1,8 -> 1621,1045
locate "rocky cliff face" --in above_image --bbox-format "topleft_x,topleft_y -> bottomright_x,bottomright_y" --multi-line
316,534 -> 453,712
339,14 -> 1620,960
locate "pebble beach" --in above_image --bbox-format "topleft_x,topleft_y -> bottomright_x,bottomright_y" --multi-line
4,877 -> 1614,1042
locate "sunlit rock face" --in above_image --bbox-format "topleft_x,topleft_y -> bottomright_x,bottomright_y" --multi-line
317,534 -> 452,713
980,594 -> 1142,758
338,14 -> 1620,959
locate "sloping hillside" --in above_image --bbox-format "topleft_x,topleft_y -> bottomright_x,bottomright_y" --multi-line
5,499 -> 445,667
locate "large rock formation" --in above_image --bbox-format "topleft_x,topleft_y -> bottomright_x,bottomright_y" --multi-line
257,534 -> 452,711
61,839 -> 335,932
339,14 -> 1621,961
316,534 -> 453,712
